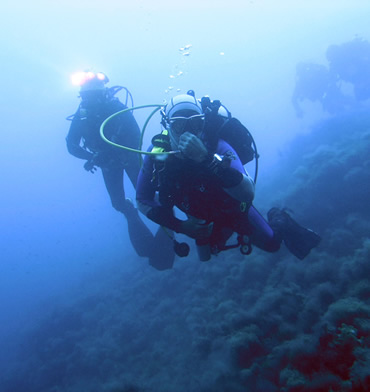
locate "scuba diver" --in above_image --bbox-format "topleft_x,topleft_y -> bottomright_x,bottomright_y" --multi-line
66,71 -> 175,268
136,92 -> 321,263
326,37 -> 370,102
291,62 -> 347,117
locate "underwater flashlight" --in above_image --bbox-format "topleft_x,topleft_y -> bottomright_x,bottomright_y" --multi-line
70,71 -> 109,87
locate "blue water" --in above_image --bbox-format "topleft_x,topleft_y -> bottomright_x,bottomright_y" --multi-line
1,2 -> 370,391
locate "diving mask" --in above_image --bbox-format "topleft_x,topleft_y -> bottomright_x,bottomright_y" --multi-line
169,114 -> 205,136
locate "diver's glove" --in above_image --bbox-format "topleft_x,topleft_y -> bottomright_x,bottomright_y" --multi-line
84,155 -> 98,173
179,217 -> 213,240
146,206 -> 213,240
84,152 -> 110,173
178,132 -> 208,162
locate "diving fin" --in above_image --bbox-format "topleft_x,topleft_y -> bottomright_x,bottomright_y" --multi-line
268,208 -> 321,260
284,225 -> 321,260
124,199 -> 155,258
148,227 -> 176,270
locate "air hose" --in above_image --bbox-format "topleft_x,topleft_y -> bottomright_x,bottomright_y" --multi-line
99,104 -> 176,158
100,103 -> 258,184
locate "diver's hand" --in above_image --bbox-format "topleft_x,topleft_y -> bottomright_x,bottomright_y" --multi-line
84,158 -> 98,173
179,217 -> 213,240
84,152 -> 110,173
178,132 -> 208,162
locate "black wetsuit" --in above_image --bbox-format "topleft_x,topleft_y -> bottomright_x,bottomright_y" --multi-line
66,95 -> 176,266
66,96 -> 140,212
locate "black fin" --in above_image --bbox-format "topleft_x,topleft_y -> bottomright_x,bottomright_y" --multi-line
268,208 -> 321,260
284,225 -> 321,260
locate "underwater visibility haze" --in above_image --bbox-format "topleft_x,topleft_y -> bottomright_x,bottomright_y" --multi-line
1,0 -> 370,391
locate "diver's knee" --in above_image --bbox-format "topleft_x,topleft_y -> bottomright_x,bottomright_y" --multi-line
110,198 -> 132,215
111,201 -> 126,213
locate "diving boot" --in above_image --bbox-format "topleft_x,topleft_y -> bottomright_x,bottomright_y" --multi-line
267,208 -> 321,260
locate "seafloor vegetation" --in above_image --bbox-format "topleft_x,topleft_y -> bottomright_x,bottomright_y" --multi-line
2,110 -> 370,392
